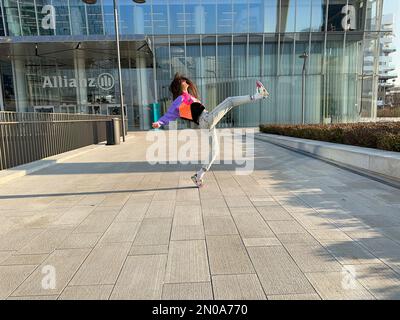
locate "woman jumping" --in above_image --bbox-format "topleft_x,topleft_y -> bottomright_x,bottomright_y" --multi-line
152,73 -> 269,187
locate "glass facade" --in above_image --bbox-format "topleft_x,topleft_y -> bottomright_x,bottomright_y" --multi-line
0,0 -> 393,129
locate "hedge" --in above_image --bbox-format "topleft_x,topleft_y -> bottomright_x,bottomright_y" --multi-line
259,122 -> 400,152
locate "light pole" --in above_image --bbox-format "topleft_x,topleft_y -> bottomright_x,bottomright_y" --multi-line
82,0 -> 146,142
299,52 -> 309,125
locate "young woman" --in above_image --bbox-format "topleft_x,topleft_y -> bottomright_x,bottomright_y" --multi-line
152,73 -> 269,187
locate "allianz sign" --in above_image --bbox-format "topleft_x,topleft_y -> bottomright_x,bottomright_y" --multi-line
42,73 -> 115,91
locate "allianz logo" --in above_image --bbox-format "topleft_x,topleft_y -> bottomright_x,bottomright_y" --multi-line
42,73 -> 115,90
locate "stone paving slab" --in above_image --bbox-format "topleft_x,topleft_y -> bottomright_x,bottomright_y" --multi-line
99,222 -> 140,243
0,265 -> 36,299
110,255 -> 167,300
69,242 -> 131,286
212,274 -> 266,300
305,272 -> 375,300
203,216 -> 238,236
132,218 -> 172,246
12,248 -> 90,297
164,240 -> 210,284
1,131 -> 400,300
162,282 -> 213,300
207,235 -> 254,275
59,285 -> 113,300
1,254 -> 48,266
247,246 -> 316,296
267,293 -> 321,300
18,226 -> 74,255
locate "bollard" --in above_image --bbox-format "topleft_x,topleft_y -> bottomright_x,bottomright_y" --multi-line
106,118 -> 121,145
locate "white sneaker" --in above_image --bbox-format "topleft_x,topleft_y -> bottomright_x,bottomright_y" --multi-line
191,174 -> 204,188
256,81 -> 270,98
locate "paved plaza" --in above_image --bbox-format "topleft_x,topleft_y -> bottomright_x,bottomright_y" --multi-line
0,130 -> 400,300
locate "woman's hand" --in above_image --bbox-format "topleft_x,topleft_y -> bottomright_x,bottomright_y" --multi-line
152,122 -> 161,129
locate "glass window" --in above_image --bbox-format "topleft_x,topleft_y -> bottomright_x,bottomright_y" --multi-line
119,0 -> 134,36
103,0 -> 115,35
264,36 -> 278,75
217,1 -> 232,34
217,36 -> 231,77
248,0 -> 263,33
326,35 -> 345,120
170,36 -> 186,75
0,2 -> 5,36
169,3 -> 185,34
233,0 -> 248,34
203,2 -> 217,34
139,3 -> 153,34
263,0 -> 278,33
20,0 -> 37,36
280,0 -> 295,33
296,0 -> 312,32
152,1 -> 169,35
326,0 -> 363,32
184,2 -> 199,34
309,36 -> 323,74
202,36 -> 216,78
311,0 -> 325,32
1,61 -> 16,111
87,1 -> 103,35
279,36 -> 294,75
69,0 -> 87,35
294,41 -> 308,75
154,37 -> 171,81
186,36 -> 201,78
35,0 -> 55,36
233,35 -> 246,77
248,39 -> 262,77
3,0 -> 21,36
53,0 -> 71,36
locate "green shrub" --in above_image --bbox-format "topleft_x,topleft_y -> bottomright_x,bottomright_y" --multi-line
259,122 -> 400,152
377,133 -> 400,152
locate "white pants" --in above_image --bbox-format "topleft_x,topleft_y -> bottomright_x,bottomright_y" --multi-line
198,94 -> 261,173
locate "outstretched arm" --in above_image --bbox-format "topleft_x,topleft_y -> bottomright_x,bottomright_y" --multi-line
152,96 -> 183,128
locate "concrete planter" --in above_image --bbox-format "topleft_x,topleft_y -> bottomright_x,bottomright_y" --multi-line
256,133 -> 400,182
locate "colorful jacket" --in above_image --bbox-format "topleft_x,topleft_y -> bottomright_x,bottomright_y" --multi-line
158,92 -> 205,126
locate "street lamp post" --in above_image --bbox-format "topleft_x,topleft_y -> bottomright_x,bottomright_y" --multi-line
82,0 -> 146,142
299,52 -> 309,125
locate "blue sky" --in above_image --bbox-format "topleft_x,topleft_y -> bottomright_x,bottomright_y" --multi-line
383,0 -> 400,85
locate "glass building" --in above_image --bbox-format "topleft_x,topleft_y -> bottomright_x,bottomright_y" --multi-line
0,0 -> 391,130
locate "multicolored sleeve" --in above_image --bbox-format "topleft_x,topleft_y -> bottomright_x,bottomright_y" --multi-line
157,96 -> 183,126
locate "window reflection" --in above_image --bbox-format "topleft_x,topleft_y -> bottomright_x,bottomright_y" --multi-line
152,2 -> 169,35
217,1 -> 232,34
69,0 -> 87,36
53,0 -> 72,36
87,1 -> 103,35
296,0 -> 312,32
311,0 -> 325,32
248,0 -> 264,33
280,0 -> 295,33
263,0 -> 278,33
233,0 -> 248,34
0,4 -> 5,36
169,3 -> 185,35
4,0 -> 22,36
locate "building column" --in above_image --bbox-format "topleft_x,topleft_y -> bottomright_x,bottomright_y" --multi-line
74,51 -> 87,113
136,56 -> 150,130
12,58 -> 28,112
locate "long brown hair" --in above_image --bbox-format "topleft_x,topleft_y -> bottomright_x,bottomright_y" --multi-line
169,73 -> 200,101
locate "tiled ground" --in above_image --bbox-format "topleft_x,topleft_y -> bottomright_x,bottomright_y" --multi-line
0,131 -> 400,300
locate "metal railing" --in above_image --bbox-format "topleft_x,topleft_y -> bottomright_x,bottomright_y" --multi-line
0,112 -> 118,171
